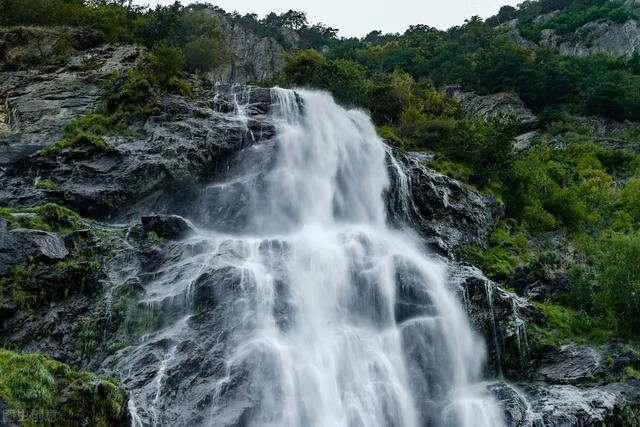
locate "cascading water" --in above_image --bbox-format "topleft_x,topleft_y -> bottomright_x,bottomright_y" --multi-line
115,88 -> 504,426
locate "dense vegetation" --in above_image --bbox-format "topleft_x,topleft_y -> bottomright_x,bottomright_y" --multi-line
0,0 -> 230,73
0,349 -> 124,426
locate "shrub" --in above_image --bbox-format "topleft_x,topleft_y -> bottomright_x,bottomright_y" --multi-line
183,35 -> 230,72
147,44 -> 185,86
0,349 -> 125,426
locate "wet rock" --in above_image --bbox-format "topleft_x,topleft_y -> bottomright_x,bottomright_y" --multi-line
452,265 -> 542,377
142,215 -> 196,240
0,84 -> 275,220
0,225 -> 68,274
488,381 -> 530,427
440,85 -> 538,131
522,383 -> 619,426
534,344 -> 602,384
387,151 -> 502,256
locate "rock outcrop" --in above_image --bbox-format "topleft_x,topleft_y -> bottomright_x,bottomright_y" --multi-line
0,84 -> 275,219
440,85 -> 538,130
541,19 -> 640,58
207,10 -> 298,84
387,150 -> 502,257
0,32 -> 145,165
0,221 -> 68,274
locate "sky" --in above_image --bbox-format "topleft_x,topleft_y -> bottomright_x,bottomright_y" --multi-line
134,0 -> 522,38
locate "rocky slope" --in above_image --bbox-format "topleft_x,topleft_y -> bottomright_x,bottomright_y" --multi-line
1,32 -> 639,426
500,2 -> 640,58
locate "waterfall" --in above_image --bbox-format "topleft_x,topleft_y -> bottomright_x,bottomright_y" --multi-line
117,88 -> 504,426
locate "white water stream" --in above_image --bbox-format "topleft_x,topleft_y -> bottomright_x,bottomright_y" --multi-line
126,88 -> 504,426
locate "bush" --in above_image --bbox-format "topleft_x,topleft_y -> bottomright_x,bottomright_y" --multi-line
0,349 -> 125,426
147,44 -> 185,86
183,35 -> 230,72
594,231 -> 640,335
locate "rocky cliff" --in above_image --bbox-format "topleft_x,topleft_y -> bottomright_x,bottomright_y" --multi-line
499,1 -> 640,58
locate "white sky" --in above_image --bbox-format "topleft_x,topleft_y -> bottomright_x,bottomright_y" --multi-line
133,0 -> 522,37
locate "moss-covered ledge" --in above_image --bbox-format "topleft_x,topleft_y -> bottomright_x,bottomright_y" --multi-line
0,349 -> 126,426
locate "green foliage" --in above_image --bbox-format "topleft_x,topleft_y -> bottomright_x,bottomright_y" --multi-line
2,259 -> 100,310
0,203 -> 84,233
593,231 -> 640,335
0,349 -> 124,426
463,221 -> 532,280
183,32 -> 231,73
147,44 -> 185,86
34,179 -> 56,190
531,302 -> 615,347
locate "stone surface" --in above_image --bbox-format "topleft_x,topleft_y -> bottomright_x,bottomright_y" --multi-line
452,265 -> 542,377
542,19 -> 640,58
387,151 -> 502,257
0,224 -> 68,275
207,10 -> 299,83
0,84 -> 276,220
0,42 -> 145,165
534,344 -> 602,383
440,85 -> 538,130
142,215 -> 196,240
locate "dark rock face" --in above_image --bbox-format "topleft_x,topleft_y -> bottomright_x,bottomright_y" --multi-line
452,264 -> 542,378
534,344 -> 602,384
387,151 -> 502,257
0,84 -> 276,220
141,215 -> 196,240
0,222 -> 68,274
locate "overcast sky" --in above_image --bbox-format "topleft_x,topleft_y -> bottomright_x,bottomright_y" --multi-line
134,0 -> 522,37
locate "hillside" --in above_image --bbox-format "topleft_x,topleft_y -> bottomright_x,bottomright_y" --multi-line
1,0 -> 640,426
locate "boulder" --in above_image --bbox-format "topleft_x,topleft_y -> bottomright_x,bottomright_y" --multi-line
141,215 -> 196,240
0,224 -> 68,275
440,85 -> 538,130
534,344 -> 602,383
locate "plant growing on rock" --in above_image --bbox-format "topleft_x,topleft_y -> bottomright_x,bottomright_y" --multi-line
0,349 -> 125,427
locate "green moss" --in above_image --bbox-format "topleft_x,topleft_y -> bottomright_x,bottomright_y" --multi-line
623,366 -> 640,379
0,349 -> 124,427
2,259 -> 100,310
42,129 -> 113,156
0,203 -> 85,233
111,283 -> 163,335
531,302 -> 615,347
430,159 -> 474,183
34,179 -> 56,190
462,221 -> 533,281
